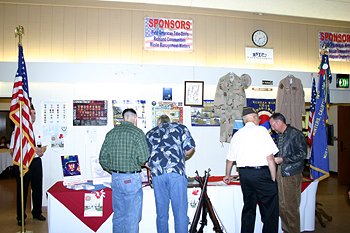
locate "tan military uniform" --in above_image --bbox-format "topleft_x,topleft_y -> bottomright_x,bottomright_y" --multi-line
276,75 -> 305,131
214,72 -> 251,143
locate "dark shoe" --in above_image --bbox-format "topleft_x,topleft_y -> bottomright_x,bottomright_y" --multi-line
17,219 -> 26,226
33,214 -> 46,221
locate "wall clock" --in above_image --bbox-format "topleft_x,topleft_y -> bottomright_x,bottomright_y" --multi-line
252,30 -> 268,47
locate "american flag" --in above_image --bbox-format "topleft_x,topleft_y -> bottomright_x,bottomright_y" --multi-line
307,76 -> 316,146
9,44 -> 35,175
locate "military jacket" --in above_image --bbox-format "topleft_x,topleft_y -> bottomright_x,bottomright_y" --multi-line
214,72 -> 251,143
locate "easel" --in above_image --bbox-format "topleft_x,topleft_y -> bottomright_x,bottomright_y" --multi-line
189,169 -> 225,233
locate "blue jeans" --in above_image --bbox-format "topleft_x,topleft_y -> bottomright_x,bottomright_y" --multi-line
152,172 -> 189,233
111,172 -> 143,233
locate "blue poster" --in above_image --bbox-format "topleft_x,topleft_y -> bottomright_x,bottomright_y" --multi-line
61,155 -> 81,177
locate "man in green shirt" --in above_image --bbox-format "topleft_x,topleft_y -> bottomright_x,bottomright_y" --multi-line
99,108 -> 149,233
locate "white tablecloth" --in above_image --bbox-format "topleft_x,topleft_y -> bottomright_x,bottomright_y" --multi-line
0,150 -> 12,174
47,180 -> 318,233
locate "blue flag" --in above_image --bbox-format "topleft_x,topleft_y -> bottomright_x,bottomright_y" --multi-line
310,54 -> 330,181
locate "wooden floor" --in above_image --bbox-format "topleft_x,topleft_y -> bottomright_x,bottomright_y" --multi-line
0,173 -> 349,233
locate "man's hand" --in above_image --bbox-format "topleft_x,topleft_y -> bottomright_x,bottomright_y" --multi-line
223,175 -> 231,184
274,157 -> 283,165
35,146 -> 47,157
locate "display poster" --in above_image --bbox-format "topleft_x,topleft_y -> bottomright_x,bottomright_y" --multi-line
42,102 -> 68,150
163,87 -> 173,101
73,100 -> 108,126
61,155 -> 85,186
144,17 -> 193,51
319,31 -> 350,61
112,100 -> 147,129
61,155 -> 81,177
246,98 -> 276,129
91,157 -> 111,185
152,101 -> 183,128
191,100 -> 220,126
84,192 -> 103,217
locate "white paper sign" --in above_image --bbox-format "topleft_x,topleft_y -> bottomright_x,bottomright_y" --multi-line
245,47 -> 274,64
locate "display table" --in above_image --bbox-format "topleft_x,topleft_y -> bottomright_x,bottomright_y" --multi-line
0,149 -> 13,174
47,177 -> 318,233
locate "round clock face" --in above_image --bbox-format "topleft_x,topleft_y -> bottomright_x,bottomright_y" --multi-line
252,30 -> 268,47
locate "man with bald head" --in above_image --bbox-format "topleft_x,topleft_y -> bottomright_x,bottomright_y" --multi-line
224,107 -> 279,233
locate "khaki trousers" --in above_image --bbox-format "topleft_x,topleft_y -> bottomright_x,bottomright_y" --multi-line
277,166 -> 302,233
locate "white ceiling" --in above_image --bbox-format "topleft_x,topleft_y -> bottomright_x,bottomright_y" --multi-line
101,0 -> 350,22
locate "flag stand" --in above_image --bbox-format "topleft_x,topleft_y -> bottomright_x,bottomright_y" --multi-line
14,25 -> 33,233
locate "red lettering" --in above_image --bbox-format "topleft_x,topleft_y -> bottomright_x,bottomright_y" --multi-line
337,34 -> 341,42
181,21 -> 186,29
170,20 -> 175,29
342,34 -> 346,42
185,21 -> 191,30
154,19 -> 159,28
148,18 -> 154,27
175,20 -> 180,29
164,20 -> 169,29
320,32 -> 325,41
325,32 -> 330,41
147,18 -> 191,30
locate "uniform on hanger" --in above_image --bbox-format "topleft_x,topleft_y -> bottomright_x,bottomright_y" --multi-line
214,72 -> 251,143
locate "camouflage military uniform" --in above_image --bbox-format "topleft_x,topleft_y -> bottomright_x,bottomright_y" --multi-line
214,72 -> 251,143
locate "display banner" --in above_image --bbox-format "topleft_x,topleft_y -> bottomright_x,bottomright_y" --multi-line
247,98 -> 276,129
144,17 -> 193,51
245,47 -> 274,64
319,31 -> 350,61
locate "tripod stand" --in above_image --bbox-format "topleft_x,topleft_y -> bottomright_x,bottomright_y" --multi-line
189,169 -> 224,233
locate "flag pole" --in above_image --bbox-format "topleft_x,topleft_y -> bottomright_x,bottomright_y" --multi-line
15,25 -> 33,233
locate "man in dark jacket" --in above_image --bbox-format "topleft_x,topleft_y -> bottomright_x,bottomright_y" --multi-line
270,112 -> 307,233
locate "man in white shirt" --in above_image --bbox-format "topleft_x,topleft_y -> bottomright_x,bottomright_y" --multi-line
10,103 -> 47,226
223,107 -> 279,233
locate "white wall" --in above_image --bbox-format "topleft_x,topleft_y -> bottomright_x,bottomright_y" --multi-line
0,61 -> 348,205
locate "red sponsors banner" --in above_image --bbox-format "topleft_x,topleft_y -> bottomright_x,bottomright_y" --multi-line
144,17 -> 193,51
319,31 -> 350,61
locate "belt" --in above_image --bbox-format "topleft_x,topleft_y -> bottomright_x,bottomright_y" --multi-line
112,170 -> 141,174
239,166 -> 268,170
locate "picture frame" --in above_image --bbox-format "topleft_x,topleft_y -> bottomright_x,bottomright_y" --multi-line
184,81 -> 204,107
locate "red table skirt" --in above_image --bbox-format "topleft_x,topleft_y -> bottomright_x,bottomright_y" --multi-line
47,182 -> 113,232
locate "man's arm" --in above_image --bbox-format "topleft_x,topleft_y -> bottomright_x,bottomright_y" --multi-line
223,159 -> 235,184
185,148 -> 195,161
267,154 -> 276,181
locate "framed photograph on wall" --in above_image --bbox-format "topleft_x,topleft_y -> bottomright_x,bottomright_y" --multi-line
184,81 -> 204,107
